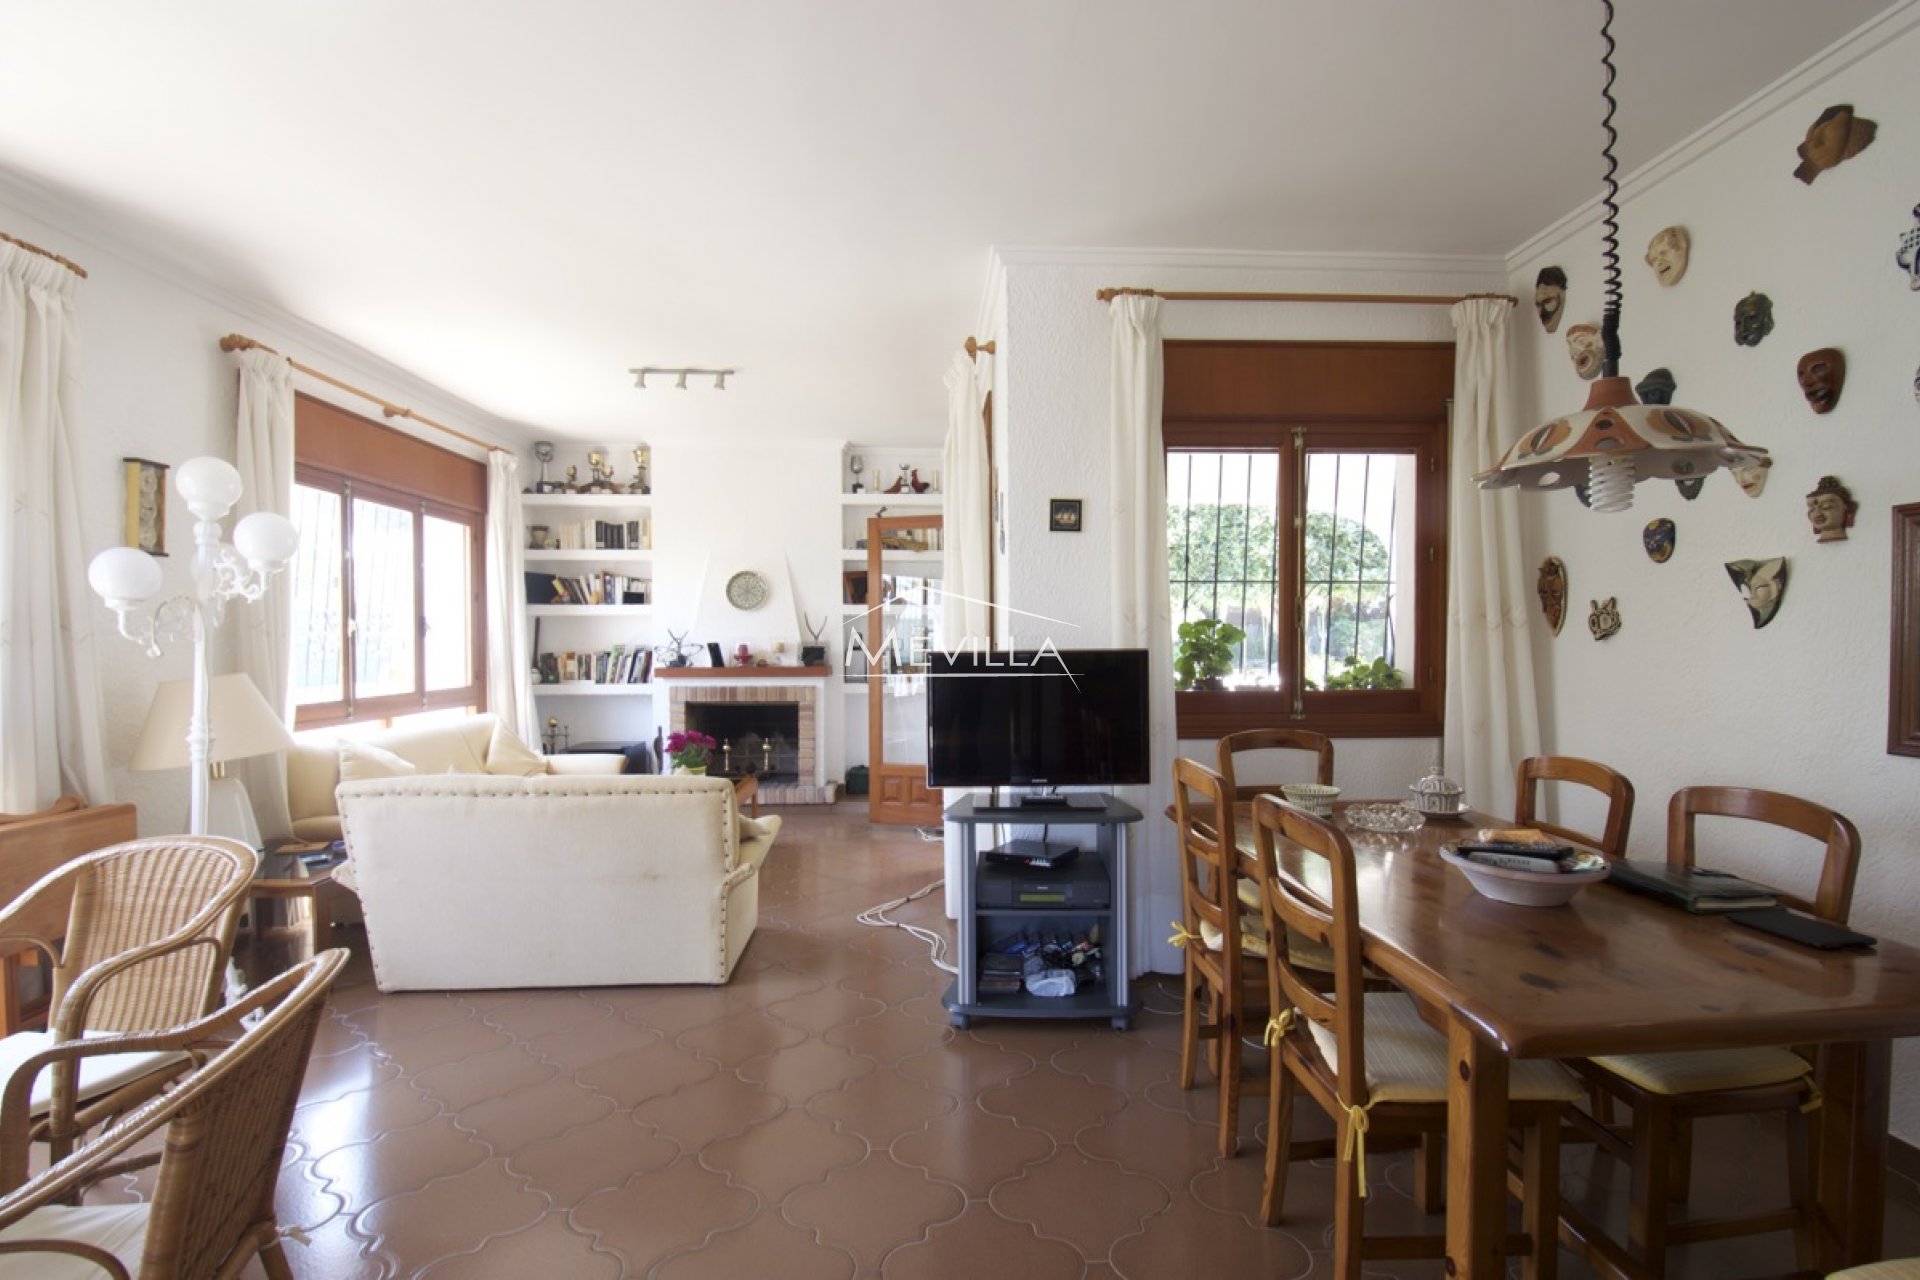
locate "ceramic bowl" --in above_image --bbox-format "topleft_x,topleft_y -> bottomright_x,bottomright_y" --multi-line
1278,783 -> 1341,818
1439,845 -> 1610,907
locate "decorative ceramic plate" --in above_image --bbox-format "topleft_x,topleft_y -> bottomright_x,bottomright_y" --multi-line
726,570 -> 769,610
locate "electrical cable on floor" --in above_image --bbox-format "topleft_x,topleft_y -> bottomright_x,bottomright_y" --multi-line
856,878 -> 958,975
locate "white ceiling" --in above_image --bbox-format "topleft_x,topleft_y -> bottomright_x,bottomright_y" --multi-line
0,1 -> 1896,446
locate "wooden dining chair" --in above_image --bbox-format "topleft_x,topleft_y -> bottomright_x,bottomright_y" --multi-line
1170,757 -> 1270,1158
0,836 -> 259,1170
0,947 -> 348,1277
1216,728 -> 1334,800
1572,786 -> 1862,1277
1512,755 -> 1635,856
1249,794 -> 1580,1279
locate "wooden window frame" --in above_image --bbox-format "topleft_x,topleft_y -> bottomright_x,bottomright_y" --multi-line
1164,341 -> 1451,740
292,394 -> 487,731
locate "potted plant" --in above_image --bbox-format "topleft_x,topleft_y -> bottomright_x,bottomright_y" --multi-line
1174,618 -> 1246,691
666,730 -> 717,775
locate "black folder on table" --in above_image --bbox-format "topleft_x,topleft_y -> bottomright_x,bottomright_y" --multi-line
1605,860 -> 1779,913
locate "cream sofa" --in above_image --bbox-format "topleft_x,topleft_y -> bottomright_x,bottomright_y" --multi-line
336,772 -> 780,990
286,713 -> 624,842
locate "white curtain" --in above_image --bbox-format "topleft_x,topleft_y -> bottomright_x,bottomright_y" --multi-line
1444,297 -> 1540,817
484,452 -> 534,742
1109,294 -> 1180,977
233,347 -> 296,837
939,348 -> 991,648
0,243 -> 108,810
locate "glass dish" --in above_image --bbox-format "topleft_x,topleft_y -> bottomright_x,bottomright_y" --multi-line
1344,803 -> 1428,834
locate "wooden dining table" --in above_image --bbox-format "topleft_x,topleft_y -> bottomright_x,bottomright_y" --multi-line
1215,800 -> 1920,1278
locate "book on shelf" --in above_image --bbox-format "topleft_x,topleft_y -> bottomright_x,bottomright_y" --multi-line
529,572 -> 650,606
536,647 -> 653,686
542,517 -> 651,552
1605,860 -> 1780,912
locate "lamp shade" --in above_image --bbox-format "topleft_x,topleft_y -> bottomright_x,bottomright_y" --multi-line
173,455 -> 244,521
131,673 -> 294,771
87,546 -> 163,605
233,510 -> 299,565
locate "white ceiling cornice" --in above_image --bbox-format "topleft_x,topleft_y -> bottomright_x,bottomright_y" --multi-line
990,245 -> 1508,280
1507,0 -> 1920,269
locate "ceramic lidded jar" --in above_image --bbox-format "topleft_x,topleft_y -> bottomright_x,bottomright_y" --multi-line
1410,764 -> 1465,816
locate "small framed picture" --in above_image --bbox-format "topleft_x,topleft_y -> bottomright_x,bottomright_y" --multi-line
843,570 -> 869,605
1049,498 -> 1082,532
123,458 -> 168,555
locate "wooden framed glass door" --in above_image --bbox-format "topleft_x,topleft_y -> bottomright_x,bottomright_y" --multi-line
866,512 -> 943,824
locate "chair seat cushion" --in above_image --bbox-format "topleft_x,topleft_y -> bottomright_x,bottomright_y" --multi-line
0,1030 -> 192,1114
1826,1262 -> 1920,1279
1306,992 -> 1584,1105
1587,1045 -> 1811,1096
0,1203 -> 148,1278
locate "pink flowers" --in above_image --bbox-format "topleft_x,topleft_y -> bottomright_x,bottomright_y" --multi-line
666,730 -> 716,770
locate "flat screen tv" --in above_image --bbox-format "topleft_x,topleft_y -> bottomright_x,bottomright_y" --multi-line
925,648 -> 1150,789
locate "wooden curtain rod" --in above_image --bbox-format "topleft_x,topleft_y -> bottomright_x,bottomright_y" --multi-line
965,336 -> 996,360
1,231 -> 88,279
218,333 -> 505,454
1095,287 -> 1516,307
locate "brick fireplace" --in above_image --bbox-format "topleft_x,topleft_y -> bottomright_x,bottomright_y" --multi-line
662,668 -> 837,805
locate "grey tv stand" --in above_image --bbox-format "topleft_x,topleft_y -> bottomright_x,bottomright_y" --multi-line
942,793 -> 1143,1030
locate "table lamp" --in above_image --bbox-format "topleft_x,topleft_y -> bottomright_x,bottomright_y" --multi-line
131,673 -> 293,849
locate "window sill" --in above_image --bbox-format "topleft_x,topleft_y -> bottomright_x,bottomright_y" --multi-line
1175,689 -> 1441,741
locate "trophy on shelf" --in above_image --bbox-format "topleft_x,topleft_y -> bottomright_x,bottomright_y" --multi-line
584,452 -> 618,493
629,446 -> 650,494
532,441 -> 556,493
848,454 -> 866,494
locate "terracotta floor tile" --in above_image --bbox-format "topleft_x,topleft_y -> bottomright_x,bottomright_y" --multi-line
785,1154 -> 967,1273
990,1147 -> 1171,1259
701,1107 -> 868,1202
247,805 -> 1920,1279
654,1211 -> 858,1280
356,1157 -> 550,1273
571,1153 -> 758,1270
416,1213 -> 624,1279
882,1200 -> 1088,1280
890,1107 -> 1057,1197
632,1071 -> 785,1150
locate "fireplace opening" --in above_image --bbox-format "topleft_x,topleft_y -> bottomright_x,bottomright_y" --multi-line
686,702 -> 801,782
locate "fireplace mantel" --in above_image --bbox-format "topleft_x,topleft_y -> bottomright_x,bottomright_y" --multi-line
655,666 -> 830,680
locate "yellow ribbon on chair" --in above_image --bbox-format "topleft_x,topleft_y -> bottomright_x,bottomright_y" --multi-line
1169,922 -> 1203,948
1264,1008 -> 1297,1047
1800,1078 -> 1824,1114
1342,1103 -> 1374,1199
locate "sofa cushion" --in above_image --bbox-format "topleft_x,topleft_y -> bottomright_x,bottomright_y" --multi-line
338,739 -> 419,783
484,720 -> 547,777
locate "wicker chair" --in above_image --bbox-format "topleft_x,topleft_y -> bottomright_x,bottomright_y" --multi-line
0,837 -> 258,1167
0,948 -> 347,1278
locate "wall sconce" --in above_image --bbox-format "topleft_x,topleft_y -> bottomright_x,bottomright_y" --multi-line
87,455 -> 298,836
629,366 -> 736,390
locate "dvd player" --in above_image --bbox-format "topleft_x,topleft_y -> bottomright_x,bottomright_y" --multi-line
972,793 -> 1108,816
977,849 -> 1110,909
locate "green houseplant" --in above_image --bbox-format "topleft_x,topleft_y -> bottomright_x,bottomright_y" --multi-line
1174,618 -> 1246,691
1310,655 -> 1406,691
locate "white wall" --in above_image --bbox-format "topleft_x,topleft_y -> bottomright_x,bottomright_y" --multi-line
0,171 -> 531,835
1505,18 -> 1920,1141
994,248 -> 1508,800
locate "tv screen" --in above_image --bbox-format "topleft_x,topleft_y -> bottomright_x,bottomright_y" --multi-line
925,648 -> 1150,788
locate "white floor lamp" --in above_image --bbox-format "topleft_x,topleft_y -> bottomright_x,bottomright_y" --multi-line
88,456 -> 298,837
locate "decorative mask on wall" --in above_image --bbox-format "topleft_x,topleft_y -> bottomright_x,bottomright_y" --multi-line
1537,558 -> 1568,636
1726,558 -> 1788,629
1566,323 -> 1603,380
1634,367 -> 1677,406
1675,476 -> 1706,500
1589,597 -> 1621,641
1642,518 -> 1676,563
1805,475 -> 1858,543
1794,104 -> 1877,185
1795,348 -> 1846,414
1535,266 -> 1568,333
1732,455 -> 1773,498
1644,226 -> 1690,286
1733,292 -> 1775,347
1897,204 -> 1920,291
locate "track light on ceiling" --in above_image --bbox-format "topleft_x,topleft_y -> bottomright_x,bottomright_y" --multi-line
628,366 -> 737,391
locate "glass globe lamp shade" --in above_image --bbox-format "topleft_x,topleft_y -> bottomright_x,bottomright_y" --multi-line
233,511 -> 299,567
174,456 -> 245,521
87,546 -> 164,607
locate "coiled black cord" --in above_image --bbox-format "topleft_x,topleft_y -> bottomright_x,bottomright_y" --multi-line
1598,0 -> 1623,378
